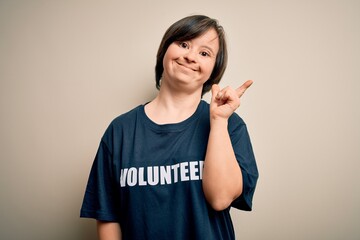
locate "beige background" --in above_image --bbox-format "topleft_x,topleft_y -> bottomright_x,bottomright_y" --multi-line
1,0 -> 359,239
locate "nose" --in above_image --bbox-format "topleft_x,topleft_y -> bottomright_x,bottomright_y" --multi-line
184,49 -> 197,63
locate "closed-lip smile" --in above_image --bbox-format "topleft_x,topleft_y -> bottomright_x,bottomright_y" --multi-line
176,61 -> 197,71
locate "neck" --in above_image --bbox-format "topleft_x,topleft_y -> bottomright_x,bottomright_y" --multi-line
145,83 -> 202,124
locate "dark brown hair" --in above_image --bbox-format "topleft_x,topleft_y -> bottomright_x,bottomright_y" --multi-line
155,15 -> 228,96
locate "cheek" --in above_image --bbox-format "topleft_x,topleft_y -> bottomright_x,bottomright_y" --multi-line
163,46 -> 176,67
162,52 -> 171,72
164,44 -> 178,58
205,61 -> 216,76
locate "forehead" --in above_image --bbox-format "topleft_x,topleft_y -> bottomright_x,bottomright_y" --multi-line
183,28 -> 220,53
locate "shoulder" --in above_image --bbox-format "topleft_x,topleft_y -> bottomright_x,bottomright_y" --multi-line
110,104 -> 143,127
228,112 -> 247,136
199,100 -> 210,115
229,112 -> 245,126
101,104 -> 143,145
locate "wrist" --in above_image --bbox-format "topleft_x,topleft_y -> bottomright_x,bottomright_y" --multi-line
210,117 -> 228,129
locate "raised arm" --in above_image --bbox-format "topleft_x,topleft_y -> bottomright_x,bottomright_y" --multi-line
202,80 -> 253,211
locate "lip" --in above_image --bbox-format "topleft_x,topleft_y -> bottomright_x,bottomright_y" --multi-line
176,61 -> 197,71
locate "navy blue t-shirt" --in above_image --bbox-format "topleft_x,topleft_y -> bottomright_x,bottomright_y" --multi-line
80,100 -> 258,239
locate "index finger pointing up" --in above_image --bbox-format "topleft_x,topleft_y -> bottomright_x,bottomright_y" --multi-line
235,80 -> 254,98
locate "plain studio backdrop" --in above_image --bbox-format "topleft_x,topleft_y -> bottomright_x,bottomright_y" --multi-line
0,0 -> 359,239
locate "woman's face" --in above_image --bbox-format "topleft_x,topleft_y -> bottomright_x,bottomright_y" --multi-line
162,28 -> 219,93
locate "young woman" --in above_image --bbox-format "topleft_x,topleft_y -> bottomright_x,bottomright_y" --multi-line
81,15 -> 258,240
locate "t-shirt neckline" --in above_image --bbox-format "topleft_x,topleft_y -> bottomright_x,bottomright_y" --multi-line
139,100 -> 206,132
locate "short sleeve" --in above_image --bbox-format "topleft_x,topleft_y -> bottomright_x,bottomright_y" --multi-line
80,134 -> 120,221
228,114 -> 259,211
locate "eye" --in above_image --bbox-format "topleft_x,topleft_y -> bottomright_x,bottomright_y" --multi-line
200,51 -> 210,57
179,42 -> 189,49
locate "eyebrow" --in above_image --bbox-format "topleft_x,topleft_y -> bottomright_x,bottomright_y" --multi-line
202,36 -> 219,55
201,45 -> 215,55
182,35 -> 218,55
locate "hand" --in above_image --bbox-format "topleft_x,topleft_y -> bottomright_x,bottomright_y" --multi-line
210,80 -> 253,120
